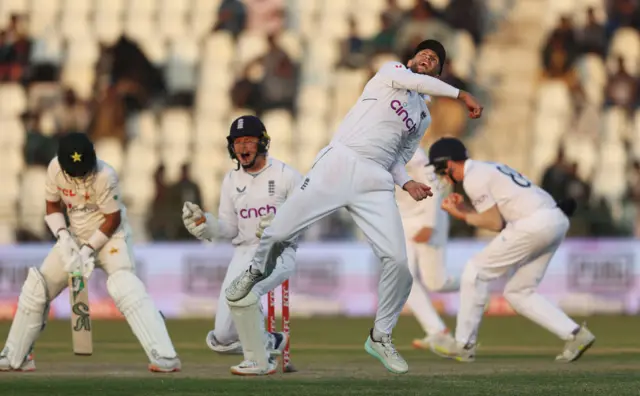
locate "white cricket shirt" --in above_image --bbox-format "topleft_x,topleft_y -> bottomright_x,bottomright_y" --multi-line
395,148 -> 449,246
331,61 -> 460,187
45,157 -> 131,243
463,160 -> 557,223
217,157 -> 302,246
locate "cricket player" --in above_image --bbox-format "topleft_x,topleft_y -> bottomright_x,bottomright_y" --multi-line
225,39 -> 483,375
426,137 -> 596,363
181,115 -> 301,375
395,147 -> 459,350
0,133 -> 181,373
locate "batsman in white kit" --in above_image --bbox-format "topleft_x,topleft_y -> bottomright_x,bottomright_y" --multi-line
425,137 -> 596,363
0,133 -> 181,373
181,116 -> 301,375
225,39 -> 483,374
395,147 -> 459,351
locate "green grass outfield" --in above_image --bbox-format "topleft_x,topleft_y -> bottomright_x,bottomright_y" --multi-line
1,316 -> 640,395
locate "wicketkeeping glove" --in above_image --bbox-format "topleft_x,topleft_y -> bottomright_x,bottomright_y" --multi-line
255,213 -> 275,238
182,201 -> 217,241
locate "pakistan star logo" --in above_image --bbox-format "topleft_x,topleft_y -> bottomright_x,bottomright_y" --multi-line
71,152 -> 82,162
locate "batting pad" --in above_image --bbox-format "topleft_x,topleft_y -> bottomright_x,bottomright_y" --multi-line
107,271 -> 177,360
2,268 -> 49,368
227,291 -> 269,368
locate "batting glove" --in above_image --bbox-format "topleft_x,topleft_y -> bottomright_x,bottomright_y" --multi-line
66,245 -> 95,279
58,229 -> 80,266
256,213 -> 275,238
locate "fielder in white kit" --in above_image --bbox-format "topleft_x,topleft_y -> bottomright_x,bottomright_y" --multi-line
0,133 -> 181,373
181,116 -> 301,375
395,147 -> 459,351
425,137 -> 596,363
225,39 -> 483,374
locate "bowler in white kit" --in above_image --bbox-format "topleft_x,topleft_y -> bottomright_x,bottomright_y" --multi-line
0,133 -> 181,373
395,147 -> 459,351
181,116 -> 301,375
425,137 -> 596,363
225,39 -> 483,374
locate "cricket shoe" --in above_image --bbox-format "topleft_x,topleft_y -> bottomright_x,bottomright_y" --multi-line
451,343 -> 477,363
364,329 -> 408,374
0,353 -> 36,372
555,324 -> 596,363
267,332 -> 289,356
230,357 -> 277,376
412,336 -> 430,350
422,331 -> 458,359
148,357 -> 182,373
225,266 -> 265,302
412,329 -> 453,350
206,331 -> 243,355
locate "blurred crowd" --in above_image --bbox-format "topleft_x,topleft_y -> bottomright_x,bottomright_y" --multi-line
3,0 -> 639,242
538,0 -> 640,237
2,0 -> 490,243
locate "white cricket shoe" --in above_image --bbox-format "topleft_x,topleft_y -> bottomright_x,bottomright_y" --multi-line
430,336 -> 476,363
230,357 -> 277,376
267,332 -> 289,356
423,331 -> 458,358
205,331 -> 243,355
225,267 -> 265,302
412,336 -> 430,350
451,343 -> 477,363
555,324 -> 596,363
148,357 -> 182,373
0,353 -> 36,372
364,329 -> 408,374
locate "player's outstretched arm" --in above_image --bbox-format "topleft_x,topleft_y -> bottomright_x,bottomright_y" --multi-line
378,62 -> 483,119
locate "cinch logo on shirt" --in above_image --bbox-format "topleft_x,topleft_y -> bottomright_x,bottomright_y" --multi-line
390,100 -> 417,133
239,205 -> 277,219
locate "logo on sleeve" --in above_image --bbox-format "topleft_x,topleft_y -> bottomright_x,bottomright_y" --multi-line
472,195 -> 488,207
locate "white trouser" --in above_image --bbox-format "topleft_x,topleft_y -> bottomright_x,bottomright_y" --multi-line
250,143 -> 413,335
455,208 -> 579,345
213,244 -> 296,345
405,242 -> 448,335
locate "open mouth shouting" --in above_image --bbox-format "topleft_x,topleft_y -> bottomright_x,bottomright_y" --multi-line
240,152 -> 253,162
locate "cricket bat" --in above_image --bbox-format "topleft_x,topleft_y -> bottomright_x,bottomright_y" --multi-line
69,272 -> 93,355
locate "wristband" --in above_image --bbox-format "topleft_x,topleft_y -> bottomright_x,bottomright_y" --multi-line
87,230 -> 110,252
45,212 -> 67,237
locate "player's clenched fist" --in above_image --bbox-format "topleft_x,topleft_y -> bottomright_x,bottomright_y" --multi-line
403,180 -> 433,201
458,91 -> 483,119
441,193 -> 465,217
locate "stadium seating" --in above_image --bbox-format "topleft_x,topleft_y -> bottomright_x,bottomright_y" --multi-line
0,0 -> 549,241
